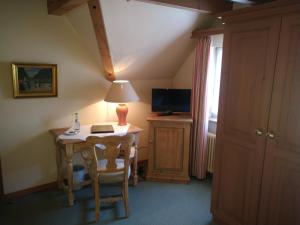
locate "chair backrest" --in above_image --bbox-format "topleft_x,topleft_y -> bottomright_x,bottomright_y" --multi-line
75,134 -> 134,176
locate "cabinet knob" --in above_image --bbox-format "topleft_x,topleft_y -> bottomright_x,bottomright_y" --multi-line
266,132 -> 275,139
255,129 -> 264,136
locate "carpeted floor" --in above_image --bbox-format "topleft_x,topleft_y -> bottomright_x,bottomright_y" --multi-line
0,179 -> 216,225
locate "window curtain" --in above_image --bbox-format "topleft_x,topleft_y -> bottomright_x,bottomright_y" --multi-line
190,36 -> 211,180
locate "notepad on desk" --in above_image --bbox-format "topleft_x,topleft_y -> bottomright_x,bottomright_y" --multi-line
91,125 -> 114,134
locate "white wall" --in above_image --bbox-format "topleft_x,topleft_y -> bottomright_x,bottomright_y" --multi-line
129,79 -> 172,148
65,4 -> 103,69
0,0 -> 173,194
172,34 -> 223,89
0,0 -> 111,194
105,79 -> 173,161
65,3 -> 173,161
172,49 -> 195,89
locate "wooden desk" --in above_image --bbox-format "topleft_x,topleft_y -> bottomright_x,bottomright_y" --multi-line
49,124 -> 143,206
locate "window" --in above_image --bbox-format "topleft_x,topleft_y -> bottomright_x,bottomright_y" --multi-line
207,46 -> 222,120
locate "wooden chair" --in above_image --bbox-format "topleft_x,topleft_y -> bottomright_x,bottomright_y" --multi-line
75,134 -> 135,222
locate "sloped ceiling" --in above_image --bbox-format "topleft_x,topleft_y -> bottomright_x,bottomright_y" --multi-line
67,0 -> 212,80
66,4 -> 104,71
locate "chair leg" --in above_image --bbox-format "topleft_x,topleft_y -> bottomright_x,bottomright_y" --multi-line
93,179 -> 100,222
123,181 -> 129,218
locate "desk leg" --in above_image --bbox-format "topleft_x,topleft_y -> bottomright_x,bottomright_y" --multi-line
133,148 -> 138,186
55,144 -> 63,189
66,144 -> 74,206
132,133 -> 140,186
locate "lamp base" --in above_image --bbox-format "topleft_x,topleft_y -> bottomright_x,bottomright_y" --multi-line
116,104 -> 128,126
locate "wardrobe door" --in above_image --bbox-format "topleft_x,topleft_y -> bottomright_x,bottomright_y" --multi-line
211,18 -> 281,225
258,14 -> 300,225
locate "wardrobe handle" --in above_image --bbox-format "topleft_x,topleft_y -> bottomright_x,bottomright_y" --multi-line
255,129 -> 264,136
266,132 -> 275,139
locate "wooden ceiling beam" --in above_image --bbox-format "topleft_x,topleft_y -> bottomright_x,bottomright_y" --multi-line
88,0 -> 115,81
48,0 -> 115,81
133,0 -> 232,13
47,0 -> 88,15
191,27 -> 224,38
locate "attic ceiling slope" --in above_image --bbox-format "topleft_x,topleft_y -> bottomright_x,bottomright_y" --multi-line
51,0 -> 213,80
48,0 -> 89,15
100,0 -> 211,80
65,4 -> 104,73
48,0 -> 115,81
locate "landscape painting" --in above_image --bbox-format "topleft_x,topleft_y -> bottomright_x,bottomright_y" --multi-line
12,63 -> 57,98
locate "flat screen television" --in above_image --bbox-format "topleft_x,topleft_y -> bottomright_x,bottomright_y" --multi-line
152,88 -> 191,114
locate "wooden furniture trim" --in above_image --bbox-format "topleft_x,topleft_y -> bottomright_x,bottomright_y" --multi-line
133,0 -> 232,13
49,124 -> 142,206
47,0 -> 88,15
211,2 -> 300,225
191,27 -> 224,39
211,11 -> 282,224
147,114 -> 193,123
147,115 -> 192,184
146,175 -> 189,183
50,125 -> 143,144
217,0 -> 300,23
257,13 -> 300,225
153,126 -> 185,172
75,135 -> 134,221
88,0 -> 115,81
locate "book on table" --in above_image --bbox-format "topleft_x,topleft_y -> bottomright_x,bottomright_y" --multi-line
91,125 -> 114,134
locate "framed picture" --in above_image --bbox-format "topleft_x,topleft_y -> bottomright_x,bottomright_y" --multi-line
12,63 -> 57,98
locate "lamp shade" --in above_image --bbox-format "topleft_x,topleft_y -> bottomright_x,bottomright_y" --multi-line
104,80 -> 139,103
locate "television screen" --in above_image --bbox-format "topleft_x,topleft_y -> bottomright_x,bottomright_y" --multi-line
152,89 -> 191,113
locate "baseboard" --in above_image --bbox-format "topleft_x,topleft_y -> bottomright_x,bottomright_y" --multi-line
2,181 -> 57,200
0,158 -> 3,197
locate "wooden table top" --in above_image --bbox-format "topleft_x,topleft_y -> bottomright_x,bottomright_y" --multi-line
49,124 -> 143,144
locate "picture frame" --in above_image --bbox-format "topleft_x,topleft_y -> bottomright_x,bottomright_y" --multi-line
12,63 -> 57,98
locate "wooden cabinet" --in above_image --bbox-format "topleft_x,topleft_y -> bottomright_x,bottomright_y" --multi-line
146,115 -> 192,183
211,2 -> 300,225
212,17 -> 280,225
258,13 -> 300,225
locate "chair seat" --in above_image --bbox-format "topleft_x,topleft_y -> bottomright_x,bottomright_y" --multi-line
97,159 -> 131,184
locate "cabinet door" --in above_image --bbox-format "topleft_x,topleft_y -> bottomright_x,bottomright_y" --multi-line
211,18 -> 281,225
258,14 -> 300,225
147,120 -> 191,183
153,126 -> 184,172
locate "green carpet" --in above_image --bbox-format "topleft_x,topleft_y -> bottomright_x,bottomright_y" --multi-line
0,180 -> 216,225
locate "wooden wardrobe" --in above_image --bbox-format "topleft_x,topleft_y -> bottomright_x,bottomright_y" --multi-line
211,2 -> 300,225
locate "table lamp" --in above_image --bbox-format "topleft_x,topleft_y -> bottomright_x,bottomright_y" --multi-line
104,80 -> 139,126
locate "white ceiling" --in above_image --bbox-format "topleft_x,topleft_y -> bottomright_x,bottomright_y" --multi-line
66,4 -> 103,71
67,0 -> 211,80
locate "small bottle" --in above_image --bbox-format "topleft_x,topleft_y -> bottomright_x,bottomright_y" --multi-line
73,113 -> 80,133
